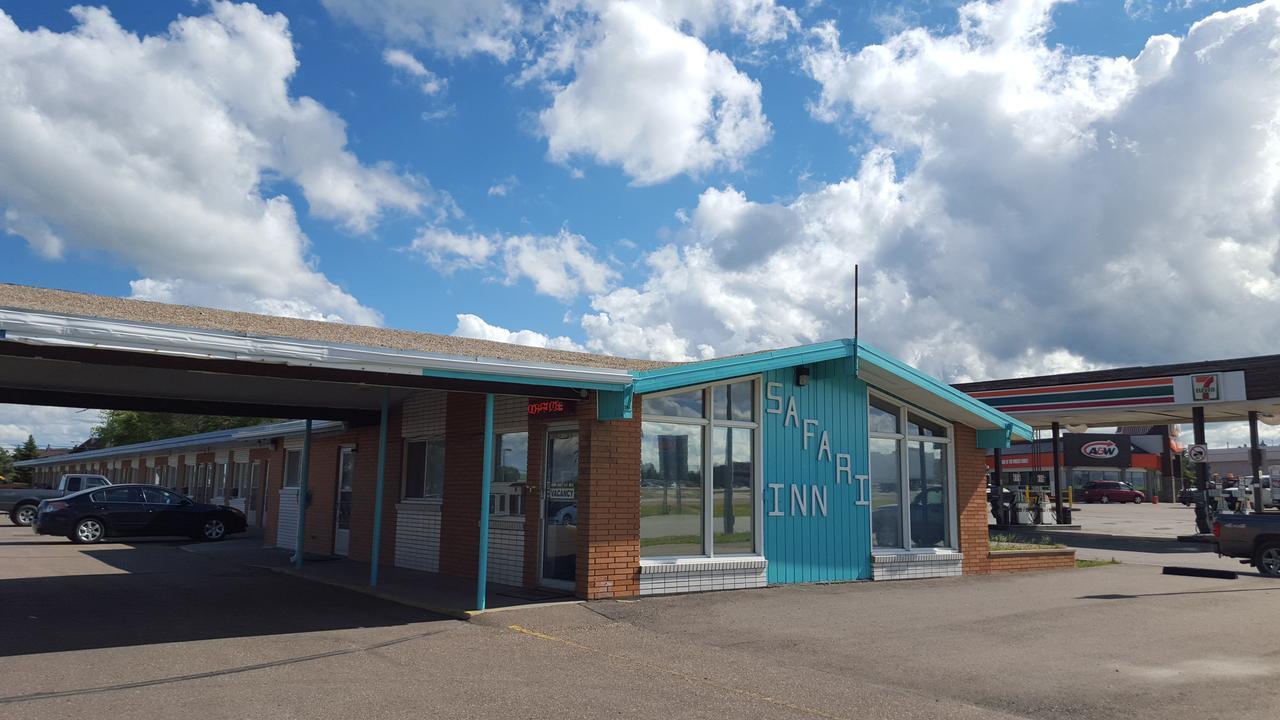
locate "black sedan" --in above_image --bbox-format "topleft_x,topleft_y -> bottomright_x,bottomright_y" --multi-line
33,484 -> 247,544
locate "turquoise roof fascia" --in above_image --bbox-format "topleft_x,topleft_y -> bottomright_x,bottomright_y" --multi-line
420,368 -> 628,392
629,340 -> 857,395
855,341 -> 1033,442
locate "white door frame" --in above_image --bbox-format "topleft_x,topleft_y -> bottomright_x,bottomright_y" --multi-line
539,424 -> 579,590
334,446 -> 355,556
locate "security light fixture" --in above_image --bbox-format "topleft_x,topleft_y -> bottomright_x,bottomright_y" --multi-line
797,366 -> 810,387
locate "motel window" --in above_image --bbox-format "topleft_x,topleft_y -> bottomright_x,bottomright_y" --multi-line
492,431 -> 528,516
283,450 -> 302,488
403,438 -> 445,500
640,379 -> 757,559
868,393 -> 953,551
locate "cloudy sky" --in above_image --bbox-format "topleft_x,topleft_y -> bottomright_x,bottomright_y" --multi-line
2,0 -> 1278,450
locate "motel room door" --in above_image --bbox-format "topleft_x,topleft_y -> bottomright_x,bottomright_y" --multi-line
541,429 -> 579,588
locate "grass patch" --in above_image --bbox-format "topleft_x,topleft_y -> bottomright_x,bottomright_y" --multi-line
640,532 -> 751,548
1075,558 -> 1120,569
989,533 -> 1065,551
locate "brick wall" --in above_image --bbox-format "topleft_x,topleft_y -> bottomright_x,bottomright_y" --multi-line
440,393 -> 485,578
956,424 -> 1076,574
576,395 -> 641,600
954,424 -> 992,574
986,549 -> 1076,573
523,413 -> 547,587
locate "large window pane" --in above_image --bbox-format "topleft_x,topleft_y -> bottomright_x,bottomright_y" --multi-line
713,381 -> 754,422
642,389 -> 704,419
640,422 -> 703,557
908,441 -> 948,548
404,441 -> 427,498
870,437 -> 902,548
713,427 -> 753,554
496,432 -> 529,483
869,397 -> 900,434
284,450 -> 301,487
907,413 -> 946,438
403,439 -> 445,499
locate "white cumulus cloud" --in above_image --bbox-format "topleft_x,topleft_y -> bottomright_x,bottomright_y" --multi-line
321,0 -> 523,61
531,1 -> 777,185
383,48 -> 447,95
562,0 -> 1280,384
453,314 -> 586,352
0,2 -> 439,323
408,227 -> 619,301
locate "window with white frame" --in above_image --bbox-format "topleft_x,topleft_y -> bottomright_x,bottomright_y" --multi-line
868,393 -> 953,550
283,450 -> 302,488
639,379 -> 758,559
491,431 -> 528,516
402,437 -> 445,500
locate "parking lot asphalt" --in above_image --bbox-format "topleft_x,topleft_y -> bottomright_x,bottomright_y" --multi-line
1007,503 -> 1252,572
3,524 -> 1279,720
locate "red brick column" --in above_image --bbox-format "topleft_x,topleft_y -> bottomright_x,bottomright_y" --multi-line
440,393 -> 485,578
576,395 -> 641,600
954,424 -> 992,575
523,417 -> 547,587
347,409 -> 403,565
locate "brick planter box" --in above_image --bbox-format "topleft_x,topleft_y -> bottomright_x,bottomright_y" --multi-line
986,548 -> 1076,573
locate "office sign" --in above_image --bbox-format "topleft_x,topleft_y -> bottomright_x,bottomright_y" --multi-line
1063,433 -> 1131,467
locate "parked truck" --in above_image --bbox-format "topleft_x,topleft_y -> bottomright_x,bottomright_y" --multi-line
1,475 -> 111,527
1215,513 -> 1280,577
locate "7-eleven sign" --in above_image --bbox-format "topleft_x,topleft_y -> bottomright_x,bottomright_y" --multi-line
1192,374 -> 1220,402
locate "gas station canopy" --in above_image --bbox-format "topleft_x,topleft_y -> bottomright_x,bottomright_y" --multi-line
954,354 -> 1280,429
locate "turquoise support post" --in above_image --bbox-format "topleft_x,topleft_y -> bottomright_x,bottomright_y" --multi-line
370,389 -> 390,587
294,419 -> 312,571
476,393 -> 495,611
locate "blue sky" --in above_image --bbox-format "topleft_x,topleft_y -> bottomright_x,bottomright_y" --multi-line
2,0 -> 1279,447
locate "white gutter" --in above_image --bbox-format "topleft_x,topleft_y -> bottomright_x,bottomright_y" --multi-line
0,309 -> 634,389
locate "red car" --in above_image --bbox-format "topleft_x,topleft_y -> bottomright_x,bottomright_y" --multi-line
1081,481 -> 1145,504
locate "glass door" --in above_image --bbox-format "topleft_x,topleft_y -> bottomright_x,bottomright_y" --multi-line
541,431 -> 579,587
334,448 -> 355,556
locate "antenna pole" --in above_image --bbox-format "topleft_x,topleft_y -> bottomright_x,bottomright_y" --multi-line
854,264 -> 859,342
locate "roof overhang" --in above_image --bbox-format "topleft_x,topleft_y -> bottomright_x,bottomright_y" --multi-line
0,308 -> 634,420
628,338 -> 1031,443
856,343 -> 1033,443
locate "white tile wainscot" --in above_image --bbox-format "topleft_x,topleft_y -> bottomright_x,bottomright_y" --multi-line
486,517 -> 525,586
394,502 -> 442,573
275,488 -> 299,549
639,557 -> 768,596
872,552 -> 963,581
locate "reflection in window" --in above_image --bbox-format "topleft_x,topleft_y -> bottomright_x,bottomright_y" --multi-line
713,427 -> 753,554
404,439 -> 445,499
908,441 -> 947,548
640,423 -> 703,557
907,413 -> 946,438
870,438 -> 902,548
712,381 -> 754,422
641,389 -> 703,418
869,396 -> 900,434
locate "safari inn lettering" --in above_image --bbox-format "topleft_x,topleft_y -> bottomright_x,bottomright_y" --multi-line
764,381 -> 870,517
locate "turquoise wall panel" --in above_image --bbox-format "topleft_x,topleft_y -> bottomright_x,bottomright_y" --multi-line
762,359 -> 871,584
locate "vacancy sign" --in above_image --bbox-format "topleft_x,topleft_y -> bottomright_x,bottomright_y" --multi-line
1192,374 -> 1220,402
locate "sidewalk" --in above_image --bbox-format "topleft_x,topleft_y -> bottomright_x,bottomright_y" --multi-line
181,535 -> 576,618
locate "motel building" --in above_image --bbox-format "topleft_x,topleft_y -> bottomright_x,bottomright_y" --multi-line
4,286 -> 1068,607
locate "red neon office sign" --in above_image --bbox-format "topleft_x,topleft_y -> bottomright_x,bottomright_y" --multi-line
528,400 -> 575,418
